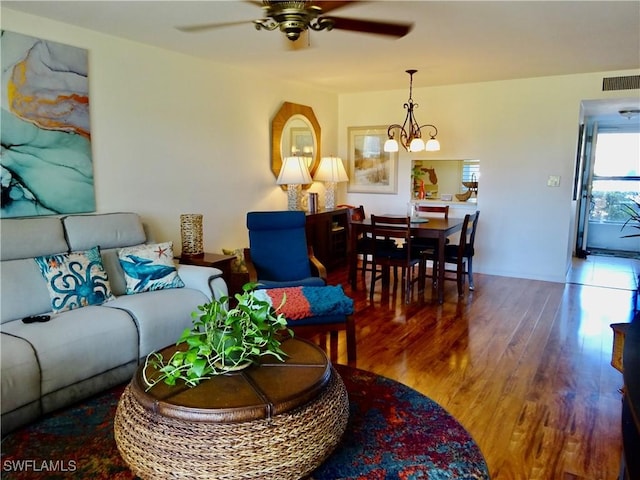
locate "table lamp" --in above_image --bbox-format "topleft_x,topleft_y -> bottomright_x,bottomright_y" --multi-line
313,156 -> 349,210
276,156 -> 312,210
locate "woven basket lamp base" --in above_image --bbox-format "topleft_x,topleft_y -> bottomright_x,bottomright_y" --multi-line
114,368 -> 348,480
180,214 -> 204,256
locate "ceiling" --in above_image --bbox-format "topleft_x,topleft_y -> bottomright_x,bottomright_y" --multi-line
4,0 -> 640,126
4,0 -> 640,93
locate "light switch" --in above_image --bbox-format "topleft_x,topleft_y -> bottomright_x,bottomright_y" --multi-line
547,175 -> 561,187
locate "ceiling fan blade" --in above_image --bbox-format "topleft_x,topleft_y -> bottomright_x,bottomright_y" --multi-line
313,1 -> 361,14
176,20 -> 251,33
324,16 -> 413,38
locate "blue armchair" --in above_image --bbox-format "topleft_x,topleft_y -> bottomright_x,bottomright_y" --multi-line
244,211 -> 356,364
244,210 -> 326,288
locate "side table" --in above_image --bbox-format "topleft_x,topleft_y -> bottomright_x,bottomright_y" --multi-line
114,338 -> 349,480
177,252 -> 235,286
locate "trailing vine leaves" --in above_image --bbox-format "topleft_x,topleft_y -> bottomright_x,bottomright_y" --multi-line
143,283 -> 292,390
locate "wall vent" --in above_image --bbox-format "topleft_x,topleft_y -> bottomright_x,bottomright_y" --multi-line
602,75 -> 640,91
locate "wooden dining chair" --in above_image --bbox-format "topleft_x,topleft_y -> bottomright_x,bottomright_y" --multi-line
369,214 -> 425,304
412,205 -> 449,247
343,205 -> 369,280
428,211 -> 480,295
416,204 -> 449,219
340,205 -> 395,287
411,205 -> 450,278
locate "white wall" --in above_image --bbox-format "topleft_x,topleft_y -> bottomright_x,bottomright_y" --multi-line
338,73 -> 640,282
4,9 -> 640,283
2,9 -> 339,253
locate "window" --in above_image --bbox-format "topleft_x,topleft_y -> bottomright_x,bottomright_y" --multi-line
462,160 -> 480,183
589,132 -> 640,223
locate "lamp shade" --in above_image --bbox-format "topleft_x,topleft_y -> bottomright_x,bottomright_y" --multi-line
384,138 -> 399,153
276,156 -> 312,185
425,137 -> 441,151
409,138 -> 425,152
313,156 -> 349,182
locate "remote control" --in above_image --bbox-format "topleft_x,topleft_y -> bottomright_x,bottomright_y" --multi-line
22,315 -> 51,324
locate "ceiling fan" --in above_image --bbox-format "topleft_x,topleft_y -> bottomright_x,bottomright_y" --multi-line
176,1 -> 413,42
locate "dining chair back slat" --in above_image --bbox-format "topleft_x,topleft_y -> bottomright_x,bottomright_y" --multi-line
369,215 -> 424,304
416,205 -> 449,219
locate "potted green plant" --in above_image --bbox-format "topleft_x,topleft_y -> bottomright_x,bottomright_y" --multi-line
621,197 -> 640,238
142,283 -> 292,390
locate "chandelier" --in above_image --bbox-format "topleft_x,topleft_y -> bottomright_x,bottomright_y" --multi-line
254,1 -> 334,41
384,70 -> 440,153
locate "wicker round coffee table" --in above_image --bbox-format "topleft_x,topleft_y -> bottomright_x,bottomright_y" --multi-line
114,337 -> 348,480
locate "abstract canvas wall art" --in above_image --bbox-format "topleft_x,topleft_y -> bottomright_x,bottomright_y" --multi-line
1,30 -> 95,218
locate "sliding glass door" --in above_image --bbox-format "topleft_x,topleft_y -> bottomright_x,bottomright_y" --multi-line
585,131 -> 640,255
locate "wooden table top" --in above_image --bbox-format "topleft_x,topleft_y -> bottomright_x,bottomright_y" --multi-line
131,337 -> 330,423
353,216 -> 465,234
176,252 -> 236,265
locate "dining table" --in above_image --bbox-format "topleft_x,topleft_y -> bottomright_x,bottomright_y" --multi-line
348,216 -> 466,304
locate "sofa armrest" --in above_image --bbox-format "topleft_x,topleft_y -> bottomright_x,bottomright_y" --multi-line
176,264 -> 228,301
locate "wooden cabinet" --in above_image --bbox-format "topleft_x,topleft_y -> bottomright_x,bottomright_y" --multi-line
305,208 -> 348,271
621,320 -> 640,480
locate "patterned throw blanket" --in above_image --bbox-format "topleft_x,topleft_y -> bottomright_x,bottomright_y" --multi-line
254,285 -> 354,320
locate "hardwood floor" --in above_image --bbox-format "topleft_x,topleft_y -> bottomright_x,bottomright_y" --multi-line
316,261 -> 634,480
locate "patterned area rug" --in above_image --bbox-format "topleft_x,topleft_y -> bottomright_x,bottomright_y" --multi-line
1,365 -> 489,479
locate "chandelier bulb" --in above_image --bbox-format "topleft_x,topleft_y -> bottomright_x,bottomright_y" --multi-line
425,138 -> 441,152
409,138 -> 425,152
384,138 -> 399,153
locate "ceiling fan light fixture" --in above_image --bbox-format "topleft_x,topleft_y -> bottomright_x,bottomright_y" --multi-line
178,1 -> 413,44
280,20 -> 309,40
312,17 -> 335,32
619,108 -> 640,120
255,0 -> 334,41
384,69 -> 440,153
253,18 -> 278,31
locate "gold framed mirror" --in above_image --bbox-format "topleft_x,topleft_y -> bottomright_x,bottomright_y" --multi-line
271,102 -> 321,189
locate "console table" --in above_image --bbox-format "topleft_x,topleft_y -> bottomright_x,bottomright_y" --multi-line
305,208 -> 348,271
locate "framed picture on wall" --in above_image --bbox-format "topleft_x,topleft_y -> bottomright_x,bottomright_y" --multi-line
1,30 -> 95,218
347,126 -> 398,194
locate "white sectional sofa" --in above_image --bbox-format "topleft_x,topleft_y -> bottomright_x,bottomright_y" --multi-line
0,212 -> 227,435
